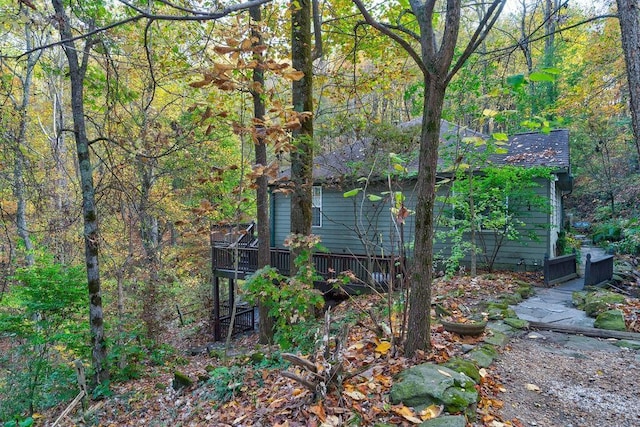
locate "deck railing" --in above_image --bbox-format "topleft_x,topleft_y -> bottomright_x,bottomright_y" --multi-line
212,246 -> 399,288
583,253 -> 614,287
543,252 -> 578,286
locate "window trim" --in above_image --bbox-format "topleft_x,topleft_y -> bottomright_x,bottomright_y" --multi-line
312,186 -> 322,227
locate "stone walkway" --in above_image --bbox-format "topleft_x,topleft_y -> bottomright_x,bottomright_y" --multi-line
512,245 -> 607,328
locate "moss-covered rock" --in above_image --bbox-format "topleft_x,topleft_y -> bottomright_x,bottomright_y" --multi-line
442,357 -> 481,383
593,309 -> 626,331
516,283 -> 534,298
572,291 -> 587,309
584,291 -> 626,317
487,302 -> 509,310
172,371 -> 194,390
613,340 -> 640,350
483,330 -> 510,347
499,293 -> 523,305
390,364 -> 478,413
503,317 -> 529,329
466,344 -> 499,368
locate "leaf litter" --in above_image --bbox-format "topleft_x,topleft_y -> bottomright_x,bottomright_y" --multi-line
39,271 -> 640,426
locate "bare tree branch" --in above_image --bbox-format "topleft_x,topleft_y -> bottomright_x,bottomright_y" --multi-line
352,0 -> 426,76
11,0 -> 274,60
447,0 -> 505,84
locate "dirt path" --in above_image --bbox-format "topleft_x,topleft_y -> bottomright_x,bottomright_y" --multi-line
490,331 -> 640,427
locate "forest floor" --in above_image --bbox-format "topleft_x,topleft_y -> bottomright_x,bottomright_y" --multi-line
42,271 -> 640,427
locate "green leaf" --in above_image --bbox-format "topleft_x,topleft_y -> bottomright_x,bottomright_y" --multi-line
393,163 -> 406,172
367,194 -> 383,202
541,67 -> 561,75
529,71 -> 555,82
463,136 -> 484,145
343,188 -> 361,198
492,133 -> 509,141
506,74 -> 526,88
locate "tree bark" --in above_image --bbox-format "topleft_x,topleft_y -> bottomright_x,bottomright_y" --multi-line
12,16 -> 40,267
353,0 -> 505,356
138,153 -> 161,343
250,5 -> 275,344
289,0 -> 314,273
617,0 -> 640,160
406,77 -> 446,356
52,0 -> 109,384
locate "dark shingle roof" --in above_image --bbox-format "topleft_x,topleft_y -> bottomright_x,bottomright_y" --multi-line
278,121 -> 570,184
491,129 -> 570,169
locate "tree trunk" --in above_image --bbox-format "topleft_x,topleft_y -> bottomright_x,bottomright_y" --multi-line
13,17 -> 39,267
469,168 -> 477,276
138,155 -> 161,343
289,0 -> 314,272
542,0 -> 559,106
47,52 -> 72,264
405,77 -> 446,356
250,5 -> 275,344
52,0 -> 109,385
617,0 -> 640,160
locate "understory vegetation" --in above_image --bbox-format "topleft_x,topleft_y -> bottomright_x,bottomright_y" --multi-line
2,0 -> 640,425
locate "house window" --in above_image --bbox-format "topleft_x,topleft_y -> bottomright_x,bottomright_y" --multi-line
312,186 -> 322,227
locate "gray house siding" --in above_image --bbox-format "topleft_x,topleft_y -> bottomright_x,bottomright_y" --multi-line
271,176 -> 555,270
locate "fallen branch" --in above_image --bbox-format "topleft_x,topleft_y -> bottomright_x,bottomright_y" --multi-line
281,371 -> 317,393
52,391 -> 85,427
528,321 -> 640,340
282,353 -> 317,373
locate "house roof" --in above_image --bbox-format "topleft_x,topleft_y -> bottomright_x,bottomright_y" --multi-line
278,120 -> 570,185
492,129 -> 570,169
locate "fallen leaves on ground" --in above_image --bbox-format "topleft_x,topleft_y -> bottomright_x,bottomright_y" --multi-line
38,270 -> 639,426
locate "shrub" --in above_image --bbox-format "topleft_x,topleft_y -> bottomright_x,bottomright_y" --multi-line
0,260 -> 88,420
241,234 -> 324,350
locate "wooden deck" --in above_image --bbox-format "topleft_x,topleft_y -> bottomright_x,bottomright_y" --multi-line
212,246 -> 400,292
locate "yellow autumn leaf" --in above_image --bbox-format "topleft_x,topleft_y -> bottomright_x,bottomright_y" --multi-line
419,404 -> 443,420
392,405 -> 422,424
344,390 -> 367,400
375,341 -> 392,354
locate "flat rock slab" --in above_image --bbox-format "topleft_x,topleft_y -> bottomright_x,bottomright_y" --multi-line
419,415 -> 467,427
512,286 -> 595,328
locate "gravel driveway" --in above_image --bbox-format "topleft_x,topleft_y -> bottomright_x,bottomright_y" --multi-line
491,331 -> 640,427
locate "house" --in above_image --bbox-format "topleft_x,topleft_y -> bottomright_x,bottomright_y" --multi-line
269,121 -> 573,271
210,120 -> 573,339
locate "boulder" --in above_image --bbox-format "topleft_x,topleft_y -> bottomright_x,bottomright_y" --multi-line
583,290 -> 625,317
442,357 -> 481,383
593,309 -> 626,331
503,317 -> 529,330
483,330 -> 509,346
172,371 -> 193,390
390,364 -> 478,413
466,344 -> 499,368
